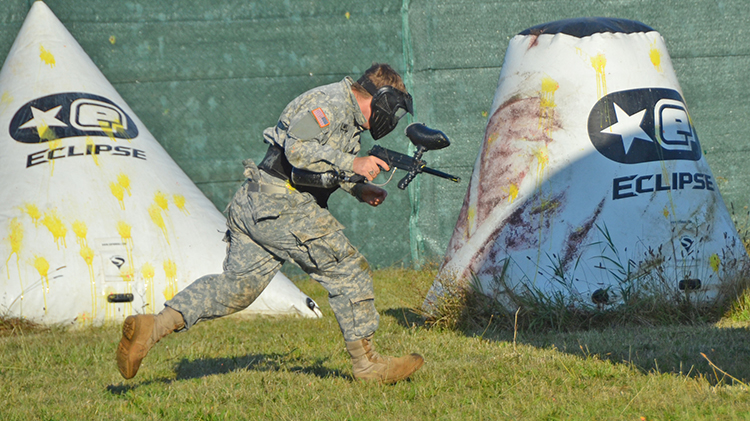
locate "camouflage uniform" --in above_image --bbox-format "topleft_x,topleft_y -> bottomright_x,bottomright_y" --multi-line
166,77 -> 379,342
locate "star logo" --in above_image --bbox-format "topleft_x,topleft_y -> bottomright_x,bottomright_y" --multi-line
18,105 -> 68,137
600,103 -> 653,154
587,88 -> 701,164
10,93 -> 139,144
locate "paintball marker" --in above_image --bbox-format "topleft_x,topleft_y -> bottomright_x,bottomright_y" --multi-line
368,122 -> 460,190
290,123 -> 460,189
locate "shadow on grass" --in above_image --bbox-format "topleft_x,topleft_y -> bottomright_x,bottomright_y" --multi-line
172,352 -> 347,381
383,307 -> 750,385
509,323 -> 750,386
383,307 -> 424,329
106,352 -> 349,394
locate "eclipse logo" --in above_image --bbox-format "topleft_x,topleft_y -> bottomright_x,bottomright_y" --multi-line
587,88 -> 701,164
9,92 -> 139,143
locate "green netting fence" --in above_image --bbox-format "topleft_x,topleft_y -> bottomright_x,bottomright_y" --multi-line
1,0 -> 748,268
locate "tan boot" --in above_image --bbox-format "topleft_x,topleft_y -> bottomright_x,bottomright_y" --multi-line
346,335 -> 424,384
116,306 -> 185,379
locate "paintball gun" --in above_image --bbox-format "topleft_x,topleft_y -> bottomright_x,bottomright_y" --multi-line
290,123 -> 461,190
368,122 -> 460,189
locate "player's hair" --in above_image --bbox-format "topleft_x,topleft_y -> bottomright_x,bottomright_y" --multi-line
352,63 -> 407,96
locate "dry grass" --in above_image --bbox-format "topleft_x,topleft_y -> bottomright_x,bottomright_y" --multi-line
2,268 -> 750,420
0,315 -> 47,337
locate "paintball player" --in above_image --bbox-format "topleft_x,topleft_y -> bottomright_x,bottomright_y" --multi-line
116,63 -> 424,384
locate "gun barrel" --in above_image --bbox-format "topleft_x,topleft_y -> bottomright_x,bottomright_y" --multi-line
367,144 -> 461,188
422,166 -> 461,183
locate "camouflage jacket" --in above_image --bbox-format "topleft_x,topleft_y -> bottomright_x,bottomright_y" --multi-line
262,77 -> 368,195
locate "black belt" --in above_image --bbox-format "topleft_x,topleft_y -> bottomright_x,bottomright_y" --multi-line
256,144 -> 336,208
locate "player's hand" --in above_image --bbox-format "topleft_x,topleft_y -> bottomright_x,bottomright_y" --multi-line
353,156 -> 390,181
356,184 -> 388,207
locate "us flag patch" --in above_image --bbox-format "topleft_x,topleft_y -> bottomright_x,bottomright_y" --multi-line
311,108 -> 330,128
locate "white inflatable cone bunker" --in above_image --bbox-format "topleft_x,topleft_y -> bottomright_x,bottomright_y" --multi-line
0,1 -> 322,326
427,17 -> 749,310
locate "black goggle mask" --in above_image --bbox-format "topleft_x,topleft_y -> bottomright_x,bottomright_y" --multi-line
357,75 -> 413,140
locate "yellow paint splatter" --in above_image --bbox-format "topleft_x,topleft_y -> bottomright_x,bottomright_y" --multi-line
117,221 -> 132,242
117,173 -> 131,196
163,260 -> 178,300
8,218 -> 23,256
43,126 -> 60,143
72,220 -> 88,246
649,41 -> 662,72
77,311 -> 94,327
47,138 -> 62,175
117,220 -> 135,274
149,203 -> 169,243
124,265 -> 135,316
80,245 -> 94,266
0,92 -> 13,113
120,264 -> 135,282
591,53 -> 607,99
709,253 -> 721,273
104,286 -> 116,321
508,183 -> 519,203
345,11 -> 351,19
39,45 -> 56,68
533,147 -> 549,178
6,218 -> 23,279
533,199 -> 560,214
142,262 -> 155,279
109,35 -> 116,45
33,256 -> 50,313
154,191 -> 169,211
173,194 -> 189,214
86,137 -> 99,165
117,220 -> 132,253
467,205 -> 476,237
164,259 -> 177,279
22,203 -> 41,226
663,207 -> 670,218
110,182 -> 126,210
142,262 -> 155,312
540,77 -> 558,108
79,244 -> 96,319
539,77 -> 559,134
41,209 -> 67,249
33,256 -> 49,278
99,119 -> 123,141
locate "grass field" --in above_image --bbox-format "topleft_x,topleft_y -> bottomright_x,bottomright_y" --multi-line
2,267 -> 750,420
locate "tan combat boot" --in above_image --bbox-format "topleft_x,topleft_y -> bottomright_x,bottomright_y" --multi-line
345,335 -> 424,384
116,306 -> 185,379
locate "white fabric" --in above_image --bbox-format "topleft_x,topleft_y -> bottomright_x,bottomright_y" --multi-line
431,28 -> 748,307
0,1 -> 321,325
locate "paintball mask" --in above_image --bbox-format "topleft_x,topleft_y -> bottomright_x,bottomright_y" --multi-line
357,75 -> 413,140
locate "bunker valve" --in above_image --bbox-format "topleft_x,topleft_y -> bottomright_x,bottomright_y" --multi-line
290,122 -> 461,190
345,335 -> 424,383
116,306 -> 185,379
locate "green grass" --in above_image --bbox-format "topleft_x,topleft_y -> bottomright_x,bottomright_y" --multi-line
2,268 -> 750,420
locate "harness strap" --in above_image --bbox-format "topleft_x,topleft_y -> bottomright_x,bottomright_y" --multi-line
245,180 -> 292,195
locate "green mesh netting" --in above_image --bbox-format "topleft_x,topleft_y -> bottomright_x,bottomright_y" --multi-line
2,0 -> 748,268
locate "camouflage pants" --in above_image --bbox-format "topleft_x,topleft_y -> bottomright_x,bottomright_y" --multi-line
166,172 -> 379,342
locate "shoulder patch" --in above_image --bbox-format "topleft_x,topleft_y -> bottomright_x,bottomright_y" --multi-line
311,107 -> 330,128
288,112 -> 325,140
